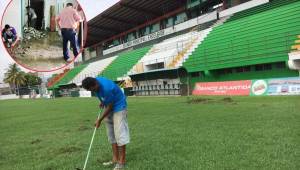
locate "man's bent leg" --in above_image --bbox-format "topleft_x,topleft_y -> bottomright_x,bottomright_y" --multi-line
113,110 -> 130,165
118,145 -> 126,164
69,30 -> 79,57
112,143 -> 119,163
61,30 -> 70,61
3,33 -> 8,43
104,114 -> 119,163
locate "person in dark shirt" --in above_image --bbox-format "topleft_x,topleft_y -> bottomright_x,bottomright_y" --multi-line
2,24 -> 17,48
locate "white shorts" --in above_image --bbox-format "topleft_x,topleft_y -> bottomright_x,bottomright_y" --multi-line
104,109 -> 130,146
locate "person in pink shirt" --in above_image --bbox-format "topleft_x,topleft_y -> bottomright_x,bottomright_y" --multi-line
56,3 -> 81,62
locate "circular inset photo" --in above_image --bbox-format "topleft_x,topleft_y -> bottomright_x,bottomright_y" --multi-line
1,0 -> 87,72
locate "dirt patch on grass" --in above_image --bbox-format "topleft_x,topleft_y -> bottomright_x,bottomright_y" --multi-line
57,146 -> 81,154
187,97 -> 237,105
30,139 -> 41,144
78,125 -> 91,131
222,97 -> 233,103
45,167 -> 54,170
187,98 -> 212,104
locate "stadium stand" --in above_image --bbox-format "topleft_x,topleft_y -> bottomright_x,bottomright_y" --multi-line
130,29 -> 212,74
71,56 -> 117,85
288,35 -> 300,70
48,0 -> 300,97
52,64 -> 88,88
226,0 -> 299,22
99,46 -> 151,81
291,35 -> 300,51
47,69 -> 70,88
183,0 -> 300,74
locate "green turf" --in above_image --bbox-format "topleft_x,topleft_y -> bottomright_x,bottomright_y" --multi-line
0,96 -> 299,170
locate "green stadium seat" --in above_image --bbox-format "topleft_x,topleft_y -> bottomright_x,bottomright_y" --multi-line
52,64 -> 88,88
183,1 -> 300,72
98,46 -> 151,81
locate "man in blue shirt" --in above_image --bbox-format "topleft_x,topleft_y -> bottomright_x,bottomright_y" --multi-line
82,77 -> 129,170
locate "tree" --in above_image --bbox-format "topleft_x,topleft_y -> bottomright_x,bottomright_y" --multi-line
3,63 -> 26,95
24,73 -> 42,86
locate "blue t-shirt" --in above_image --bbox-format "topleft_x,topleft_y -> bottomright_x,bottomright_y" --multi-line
95,77 -> 127,113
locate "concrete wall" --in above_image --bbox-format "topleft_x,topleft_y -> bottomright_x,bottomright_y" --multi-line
0,94 -> 18,100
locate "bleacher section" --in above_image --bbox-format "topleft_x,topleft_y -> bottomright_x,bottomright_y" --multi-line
227,0 -> 299,22
184,0 -> 300,73
71,56 -> 117,85
291,35 -> 300,51
99,46 -> 151,81
47,69 -> 69,88
130,29 -> 212,74
48,0 -> 300,97
52,64 -> 88,88
288,35 -> 300,70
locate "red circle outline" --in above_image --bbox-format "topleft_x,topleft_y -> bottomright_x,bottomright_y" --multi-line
0,0 -> 88,72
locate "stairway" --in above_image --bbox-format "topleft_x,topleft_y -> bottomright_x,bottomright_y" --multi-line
288,35 -> 300,70
169,16 -> 232,68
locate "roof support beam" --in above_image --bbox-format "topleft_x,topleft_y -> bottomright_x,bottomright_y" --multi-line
120,3 -> 161,17
88,32 -> 105,38
89,7 -> 185,47
101,15 -> 138,26
89,24 -> 120,33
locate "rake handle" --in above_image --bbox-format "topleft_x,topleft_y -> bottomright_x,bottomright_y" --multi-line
82,109 -> 103,170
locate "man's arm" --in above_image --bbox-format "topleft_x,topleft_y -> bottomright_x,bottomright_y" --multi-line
95,103 -> 113,128
73,11 -> 82,22
73,11 -> 82,30
56,16 -> 61,29
12,28 -> 17,36
32,9 -> 37,17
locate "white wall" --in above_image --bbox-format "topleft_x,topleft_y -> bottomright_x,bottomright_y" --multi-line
79,90 -> 91,97
0,94 -> 18,100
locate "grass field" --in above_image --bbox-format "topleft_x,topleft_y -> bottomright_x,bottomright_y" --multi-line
0,96 -> 299,170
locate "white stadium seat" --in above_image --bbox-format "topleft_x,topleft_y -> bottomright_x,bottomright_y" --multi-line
72,56 -> 117,85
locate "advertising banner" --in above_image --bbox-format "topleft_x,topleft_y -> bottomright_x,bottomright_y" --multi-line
250,79 -> 268,96
193,80 -> 252,96
193,77 -> 300,96
251,77 -> 300,96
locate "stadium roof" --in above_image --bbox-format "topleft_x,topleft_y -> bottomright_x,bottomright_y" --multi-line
85,0 -> 187,47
